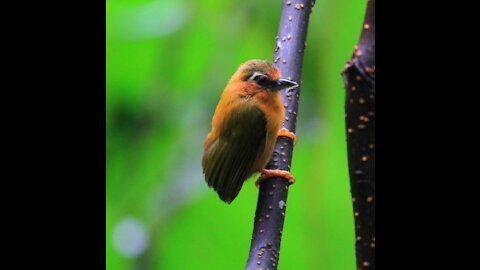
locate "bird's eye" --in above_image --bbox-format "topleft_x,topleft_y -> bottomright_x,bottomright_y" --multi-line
252,74 -> 269,85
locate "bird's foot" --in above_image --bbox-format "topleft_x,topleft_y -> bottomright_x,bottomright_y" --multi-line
255,169 -> 295,188
277,128 -> 298,145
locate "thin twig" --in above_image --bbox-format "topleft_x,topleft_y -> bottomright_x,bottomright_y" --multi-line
342,0 -> 375,269
245,1 -> 314,269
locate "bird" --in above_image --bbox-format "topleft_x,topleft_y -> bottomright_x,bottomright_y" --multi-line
202,59 -> 299,203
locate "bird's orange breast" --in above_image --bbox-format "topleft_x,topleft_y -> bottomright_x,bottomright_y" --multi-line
249,90 -> 284,172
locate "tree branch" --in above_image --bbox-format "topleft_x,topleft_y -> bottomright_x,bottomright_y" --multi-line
246,1 -> 314,269
342,0 -> 375,269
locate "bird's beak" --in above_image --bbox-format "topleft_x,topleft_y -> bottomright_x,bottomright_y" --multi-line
272,78 -> 299,91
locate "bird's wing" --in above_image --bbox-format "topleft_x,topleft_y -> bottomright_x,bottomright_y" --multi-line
202,103 -> 267,203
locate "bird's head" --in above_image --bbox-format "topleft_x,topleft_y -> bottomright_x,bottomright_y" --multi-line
233,59 -> 298,92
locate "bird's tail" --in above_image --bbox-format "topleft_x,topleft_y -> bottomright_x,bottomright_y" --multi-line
202,139 -> 252,203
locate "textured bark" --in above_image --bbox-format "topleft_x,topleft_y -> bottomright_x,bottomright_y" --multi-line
245,1 -> 314,269
342,0 -> 375,269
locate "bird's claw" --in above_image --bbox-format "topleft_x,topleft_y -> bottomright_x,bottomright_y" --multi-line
277,128 -> 298,145
255,169 -> 296,188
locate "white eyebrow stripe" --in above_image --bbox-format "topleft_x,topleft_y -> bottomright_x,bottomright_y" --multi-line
249,72 -> 264,80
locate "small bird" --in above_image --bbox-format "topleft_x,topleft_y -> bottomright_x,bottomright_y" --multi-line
202,59 -> 298,203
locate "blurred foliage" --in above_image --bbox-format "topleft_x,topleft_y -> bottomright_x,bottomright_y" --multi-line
107,0 -> 366,269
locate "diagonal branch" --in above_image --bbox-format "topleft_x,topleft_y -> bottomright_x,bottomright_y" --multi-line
246,1 -> 314,269
342,0 -> 375,269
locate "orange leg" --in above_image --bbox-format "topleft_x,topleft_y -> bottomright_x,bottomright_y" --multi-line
277,128 -> 298,145
255,169 -> 296,188
254,128 -> 298,187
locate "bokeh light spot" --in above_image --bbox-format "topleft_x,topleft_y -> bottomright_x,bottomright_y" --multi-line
112,217 -> 149,258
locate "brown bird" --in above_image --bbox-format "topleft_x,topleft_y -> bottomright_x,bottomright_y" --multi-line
202,59 -> 298,203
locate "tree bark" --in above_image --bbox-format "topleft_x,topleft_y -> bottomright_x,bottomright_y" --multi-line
342,0 -> 375,269
246,1 -> 314,269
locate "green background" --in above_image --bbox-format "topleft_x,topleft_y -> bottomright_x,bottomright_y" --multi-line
107,0 -> 366,269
